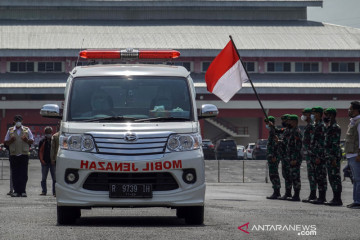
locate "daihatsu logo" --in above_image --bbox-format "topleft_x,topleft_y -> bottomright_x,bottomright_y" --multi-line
124,133 -> 138,142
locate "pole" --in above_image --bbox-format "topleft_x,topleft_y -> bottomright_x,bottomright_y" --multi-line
218,159 -> 220,183
229,35 -> 268,120
242,160 -> 245,183
1,158 -> 3,180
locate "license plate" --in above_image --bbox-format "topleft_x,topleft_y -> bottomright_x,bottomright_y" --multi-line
109,184 -> 153,198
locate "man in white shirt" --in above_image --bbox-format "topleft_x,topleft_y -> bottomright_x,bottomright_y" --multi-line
344,101 -> 360,209
4,115 -> 34,197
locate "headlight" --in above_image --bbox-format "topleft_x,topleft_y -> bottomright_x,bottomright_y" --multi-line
166,133 -> 202,152
60,134 -> 95,152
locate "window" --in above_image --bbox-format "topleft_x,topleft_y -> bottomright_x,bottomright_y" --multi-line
10,62 -> 34,72
244,62 -> 256,72
331,62 -> 355,72
68,76 -> 192,121
75,61 -> 88,66
38,62 -> 63,72
267,62 -> 291,72
295,62 -> 319,72
201,62 -> 211,72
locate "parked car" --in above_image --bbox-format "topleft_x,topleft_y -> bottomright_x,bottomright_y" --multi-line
202,139 -> 215,160
215,139 -> 238,160
237,145 -> 245,159
244,143 -> 255,160
252,139 -> 268,160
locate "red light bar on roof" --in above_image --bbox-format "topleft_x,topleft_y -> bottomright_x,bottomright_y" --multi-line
79,49 -> 180,60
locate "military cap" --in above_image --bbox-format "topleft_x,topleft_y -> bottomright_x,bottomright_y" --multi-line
302,108 -> 312,113
288,114 -> 298,120
311,106 -> 323,113
324,108 -> 337,114
281,114 -> 290,120
14,115 -> 23,121
264,116 -> 275,123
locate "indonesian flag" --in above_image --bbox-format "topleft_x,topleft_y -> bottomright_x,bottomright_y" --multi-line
205,40 -> 249,103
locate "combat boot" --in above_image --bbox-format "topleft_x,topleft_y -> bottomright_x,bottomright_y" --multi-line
266,189 -> 281,200
302,190 -> 317,203
324,192 -> 343,206
309,191 -> 326,204
278,189 -> 291,200
288,190 -> 300,201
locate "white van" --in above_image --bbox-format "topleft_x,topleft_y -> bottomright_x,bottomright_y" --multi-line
40,49 -> 218,225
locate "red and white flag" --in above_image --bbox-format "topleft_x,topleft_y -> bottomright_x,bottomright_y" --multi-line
205,40 -> 249,103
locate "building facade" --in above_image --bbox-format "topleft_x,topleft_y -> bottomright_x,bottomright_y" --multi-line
0,0 -> 359,146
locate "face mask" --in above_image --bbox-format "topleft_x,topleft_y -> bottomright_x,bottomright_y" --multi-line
45,134 -> 52,138
310,114 -> 315,121
348,110 -> 353,118
15,122 -> 22,127
265,125 -> 270,130
301,115 -> 307,121
323,117 -> 330,123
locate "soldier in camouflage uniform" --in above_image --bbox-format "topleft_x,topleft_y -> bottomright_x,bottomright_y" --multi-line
277,114 -> 293,200
265,116 -> 281,199
301,108 -> 317,203
309,107 -> 328,204
286,114 -> 303,201
323,108 -> 343,206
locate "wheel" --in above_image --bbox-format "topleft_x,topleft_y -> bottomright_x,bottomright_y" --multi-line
57,206 -> 81,225
183,206 -> 204,225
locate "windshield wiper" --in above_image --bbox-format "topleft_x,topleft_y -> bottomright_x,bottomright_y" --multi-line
135,117 -> 190,122
82,116 -> 138,122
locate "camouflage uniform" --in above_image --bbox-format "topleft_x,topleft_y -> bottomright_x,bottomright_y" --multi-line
287,126 -> 303,191
325,122 -> 342,193
277,127 -> 292,192
303,122 -> 317,191
267,126 -> 280,190
311,120 -> 328,192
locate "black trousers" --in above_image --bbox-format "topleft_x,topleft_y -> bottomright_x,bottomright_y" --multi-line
9,155 -> 29,194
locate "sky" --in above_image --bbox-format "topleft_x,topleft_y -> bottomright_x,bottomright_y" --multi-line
307,0 -> 360,29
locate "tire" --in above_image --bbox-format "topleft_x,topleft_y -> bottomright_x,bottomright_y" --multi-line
57,206 -> 81,225
183,206 -> 204,225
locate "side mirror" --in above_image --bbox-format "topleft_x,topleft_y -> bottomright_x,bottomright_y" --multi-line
40,104 -> 62,119
199,104 -> 219,119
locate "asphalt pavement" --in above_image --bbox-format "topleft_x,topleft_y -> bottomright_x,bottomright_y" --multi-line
0,158 -> 359,240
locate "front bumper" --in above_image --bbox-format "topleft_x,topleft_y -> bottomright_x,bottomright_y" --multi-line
56,150 -> 205,208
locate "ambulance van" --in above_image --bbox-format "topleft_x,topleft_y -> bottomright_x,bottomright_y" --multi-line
40,49 -> 218,225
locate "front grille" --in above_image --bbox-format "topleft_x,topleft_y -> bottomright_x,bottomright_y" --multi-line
83,172 -> 179,191
91,132 -> 169,156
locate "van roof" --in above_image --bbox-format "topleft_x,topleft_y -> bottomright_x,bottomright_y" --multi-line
71,64 -> 190,78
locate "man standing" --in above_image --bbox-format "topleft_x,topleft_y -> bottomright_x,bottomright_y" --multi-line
309,107 -> 328,204
344,101 -> 360,209
286,115 -> 303,201
301,108 -> 317,203
39,126 -> 56,196
4,115 -> 34,197
277,114 -> 292,200
323,108 -> 342,206
265,116 -> 281,199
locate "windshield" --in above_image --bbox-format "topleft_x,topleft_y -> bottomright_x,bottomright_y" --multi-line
68,76 -> 192,122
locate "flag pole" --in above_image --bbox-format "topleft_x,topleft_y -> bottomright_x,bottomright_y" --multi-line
229,35 -> 268,120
